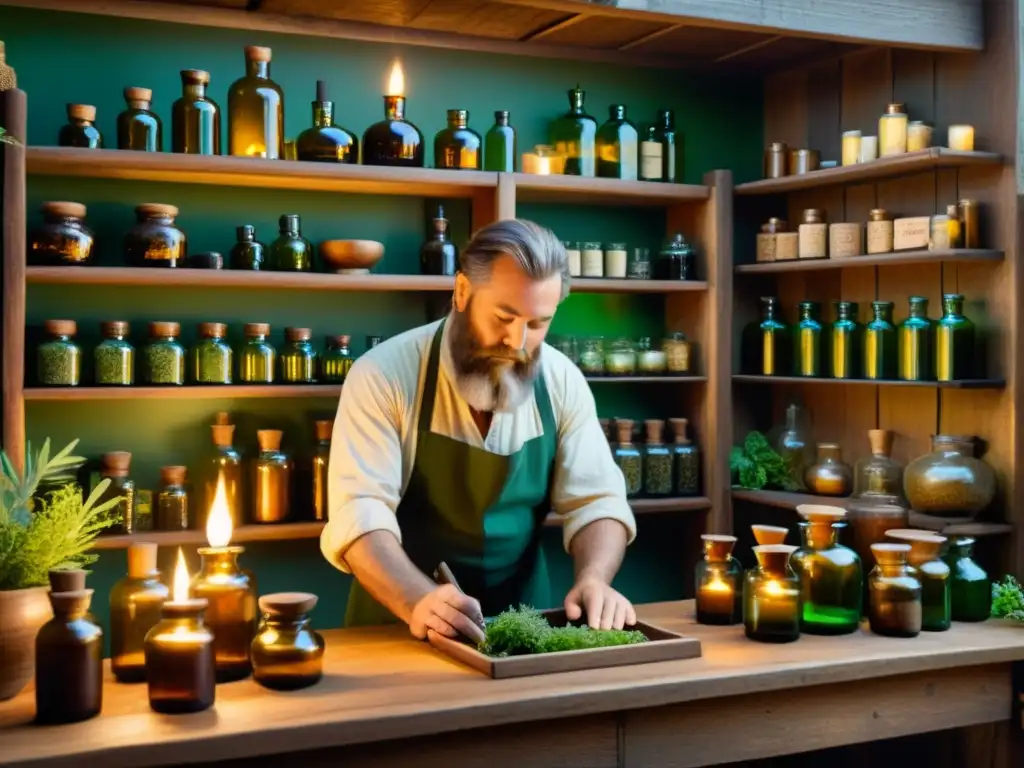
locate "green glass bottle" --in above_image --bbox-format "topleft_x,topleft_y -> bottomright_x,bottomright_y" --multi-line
794,300 -> 824,377
790,509 -> 863,635
550,86 -> 597,177
227,45 -> 284,159
434,109 -> 482,170
944,536 -> 991,622
652,108 -> 680,183
117,87 -> 162,152
239,323 -> 275,383
864,300 -> 897,380
830,300 -> 861,379
898,295 -> 933,381
279,327 -> 317,383
484,110 -> 515,172
596,104 -> 638,180
745,296 -> 789,375
295,80 -> 357,163
320,335 -> 353,383
896,534 -> 951,632
230,225 -> 265,270
172,69 -> 220,155
269,214 -> 313,272
935,293 -> 975,381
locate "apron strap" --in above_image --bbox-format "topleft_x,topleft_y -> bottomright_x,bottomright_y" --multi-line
417,318 -> 447,434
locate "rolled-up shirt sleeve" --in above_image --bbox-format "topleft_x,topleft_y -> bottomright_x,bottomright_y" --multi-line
550,362 -> 637,551
320,357 -> 405,574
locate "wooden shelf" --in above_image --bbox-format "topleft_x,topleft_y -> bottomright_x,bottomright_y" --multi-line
588,375 -> 707,383
734,249 -> 1004,273
89,496 -> 712,550
734,148 -> 1002,195
732,375 -> 1005,389
513,172 -> 709,206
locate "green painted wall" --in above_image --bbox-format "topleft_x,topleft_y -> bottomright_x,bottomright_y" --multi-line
4,7 -> 762,646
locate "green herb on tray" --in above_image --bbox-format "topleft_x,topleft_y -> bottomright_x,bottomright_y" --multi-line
478,605 -> 648,657
991,575 -> 1024,622
729,431 -> 797,491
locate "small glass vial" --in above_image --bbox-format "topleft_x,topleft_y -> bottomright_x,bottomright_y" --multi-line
612,419 -> 642,498
797,209 -> 828,259
94,320 -> 135,386
695,534 -> 743,625
269,214 -> 314,272
669,417 -> 700,496
117,86 -> 162,152
320,335 -> 353,383
791,505 -> 862,635
604,242 -> 628,279
605,338 -> 637,376
581,241 -> 603,278
110,542 -> 169,683
58,103 -> 103,148
231,224 -> 266,270
868,542 -> 922,637
29,201 -> 95,266
251,592 -> 326,690
866,208 -> 893,254
743,544 -> 801,643
254,429 -> 292,523
636,337 -> 667,374
98,451 -> 143,534
192,322 -> 233,384
141,321 -> 186,385
642,419 -> 673,497
156,465 -> 189,531
879,103 -> 909,157
279,327 -> 317,383
563,240 -> 582,277
579,337 -> 605,376
312,419 -> 333,522
886,531 -> 951,631
239,322 -> 275,383
125,203 -> 187,268
37,319 -> 82,386
144,593 -> 216,713
944,536 -> 991,622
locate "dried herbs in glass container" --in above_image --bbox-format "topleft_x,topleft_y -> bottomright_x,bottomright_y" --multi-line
94,321 -> 135,386
642,419 -> 673,497
37,319 -> 82,387
141,321 -> 186,385
612,419 -> 642,498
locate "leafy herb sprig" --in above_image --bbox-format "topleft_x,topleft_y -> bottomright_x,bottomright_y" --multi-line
729,431 -> 797,491
991,575 -> 1024,622
478,605 -> 648,657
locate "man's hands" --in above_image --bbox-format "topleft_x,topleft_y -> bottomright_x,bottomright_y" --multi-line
410,583 -> 487,644
564,570 -> 637,630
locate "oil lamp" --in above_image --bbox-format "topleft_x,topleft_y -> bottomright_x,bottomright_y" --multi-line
361,58 -> 424,167
190,472 -> 258,682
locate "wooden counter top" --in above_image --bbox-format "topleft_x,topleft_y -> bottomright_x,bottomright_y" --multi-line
2,600 -> 1023,767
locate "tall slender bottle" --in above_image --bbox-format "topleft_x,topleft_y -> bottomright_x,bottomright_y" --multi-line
117,87 -> 162,151
935,293 -> 975,381
898,296 -> 933,381
420,205 -> 458,276
295,80 -> 357,163
744,296 -> 789,375
830,300 -> 861,379
794,300 -> 824,377
652,108 -> 680,183
864,300 -> 897,380
550,86 -> 597,177
227,45 -> 284,159
596,105 -> 638,180
311,419 -> 333,522
198,414 -> 243,532
172,69 -> 221,155
484,110 -> 516,172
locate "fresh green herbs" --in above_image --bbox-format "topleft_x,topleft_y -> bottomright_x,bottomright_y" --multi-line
991,575 -> 1024,622
478,605 -> 648,657
730,431 -> 797,491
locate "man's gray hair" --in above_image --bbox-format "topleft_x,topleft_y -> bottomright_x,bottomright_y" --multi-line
459,218 -> 570,301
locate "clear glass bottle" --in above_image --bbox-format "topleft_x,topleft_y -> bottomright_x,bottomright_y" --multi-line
227,45 -> 284,159
362,91 -> 424,167
58,103 -> 103,148
864,300 -> 897,380
790,506 -> 862,634
484,110 -> 516,172
777,403 -> 812,490
230,224 -> 265,270
97,451 -> 143,534
251,592 -> 325,690
744,296 -> 789,376
29,200 -> 95,266
655,233 -> 695,281
94,320 -> 134,386
198,415 -> 244,533
144,595 -> 216,713
550,86 -> 597,177
878,102 -> 908,157
804,443 -> 853,497
191,322 -> 232,384
117,86 -> 162,152
853,429 -> 903,503
695,534 -> 742,625
295,80 -> 357,163
743,544 -> 801,643
612,419 -> 642,498
652,108 -> 679,183
191,546 -> 258,682
110,542 -> 169,683
269,214 -> 313,272
172,69 -> 220,155
887,531 -> 951,631
420,204 -> 458,276
794,300 -> 824,377
605,338 -> 637,376
35,583 -> 103,724
830,300 -> 861,379
935,292 -> 975,381
434,109 -> 482,170
868,542 -> 922,637
311,419 -> 333,522
141,321 -> 186,385
254,429 -> 292,523
669,417 -> 700,496
156,465 -> 189,531
279,327 -> 317,383
320,334 -> 353,383
898,295 -> 933,381
944,536 -> 991,622
124,203 -> 187,268
642,419 -> 673,497
37,319 -> 82,386
595,104 -> 638,180
239,322 -> 275,383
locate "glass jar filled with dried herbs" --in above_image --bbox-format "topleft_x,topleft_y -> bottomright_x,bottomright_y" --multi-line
579,337 -> 605,376
670,417 -> 700,496
156,465 -> 189,531
320,335 -> 353,383
98,451 -> 147,534
37,319 -> 82,387
239,322 -> 275,383
191,322 -> 233,384
279,327 -> 317,383
613,419 -> 642,498
141,321 -> 186,385
29,201 -> 95,266
642,419 -> 673,497
94,321 -> 135,386
124,203 -> 187,268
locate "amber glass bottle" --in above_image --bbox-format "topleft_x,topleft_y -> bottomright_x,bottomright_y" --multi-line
434,109 -> 482,170
296,80 -> 357,163
144,597 -> 216,714
198,416 -> 244,532
362,94 -> 424,167
868,542 -> 922,637
694,535 -> 743,625
743,545 -> 801,643
251,592 -> 325,690
596,105 -> 638,180
117,87 -> 162,152
269,214 -> 313,271
420,204 -> 458,276
484,110 -> 516,172
29,201 -> 95,266
254,429 -> 292,523
58,104 -> 103,148
227,45 -> 284,159
279,327 -> 317,383
239,322 -> 275,383
191,547 -> 258,682
35,585 -> 103,724
124,203 -> 187,268
311,419 -> 333,521
110,542 -> 169,683
156,466 -> 189,531
550,86 -> 597,177
172,69 -> 220,155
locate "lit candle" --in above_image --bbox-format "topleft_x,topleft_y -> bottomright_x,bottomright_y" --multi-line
522,145 -> 565,175
948,124 -> 975,151
695,534 -> 742,625
363,58 -> 424,167
744,544 -> 801,643
697,576 -> 735,616
144,548 -> 216,714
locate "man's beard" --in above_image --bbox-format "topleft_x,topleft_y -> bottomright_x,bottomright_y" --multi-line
447,305 -> 541,413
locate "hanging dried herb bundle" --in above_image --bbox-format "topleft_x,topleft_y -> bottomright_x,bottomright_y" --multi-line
479,605 -> 647,657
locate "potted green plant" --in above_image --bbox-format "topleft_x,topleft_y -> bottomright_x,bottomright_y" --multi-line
0,438 -> 119,700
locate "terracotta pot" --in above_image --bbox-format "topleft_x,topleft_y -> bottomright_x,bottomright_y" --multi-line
0,586 -> 52,700
903,435 -> 996,519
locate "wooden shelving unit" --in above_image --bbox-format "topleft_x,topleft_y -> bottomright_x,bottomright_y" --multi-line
732,375 -> 1005,389
734,248 -> 1003,274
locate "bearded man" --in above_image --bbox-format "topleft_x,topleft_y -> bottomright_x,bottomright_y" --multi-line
320,218 -> 637,644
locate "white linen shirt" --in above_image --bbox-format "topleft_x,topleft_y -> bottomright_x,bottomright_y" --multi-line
320,319 -> 637,574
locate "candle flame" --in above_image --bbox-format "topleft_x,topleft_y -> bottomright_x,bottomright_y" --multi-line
386,58 -> 405,96
206,471 -> 233,548
173,547 -> 190,603
705,576 -> 731,593
764,579 -> 785,596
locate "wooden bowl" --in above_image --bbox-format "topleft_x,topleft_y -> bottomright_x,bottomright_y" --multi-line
318,239 -> 384,274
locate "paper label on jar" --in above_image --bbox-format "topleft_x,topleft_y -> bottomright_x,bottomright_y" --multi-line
605,248 -> 627,278
582,249 -> 603,277
566,248 -> 582,277
641,140 -> 663,180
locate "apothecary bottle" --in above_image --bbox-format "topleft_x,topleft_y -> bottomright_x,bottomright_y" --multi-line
269,214 -> 313,272
935,293 -> 974,381
156,465 -> 189,531
320,334 -> 353,383
144,598 -> 216,714
98,451 -> 141,534
58,104 -> 103,148
93,321 -> 134,386
744,296 -> 789,375
37,319 -> 82,387
199,416 -> 244,532
227,45 -> 284,159
362,91 -> 424,167
853,429 -> 903,503
110,543 -> 169,683
670,417 -> 700,496
830,300 -> 861,379
804,443 -> 853,497
550,86 -> 597,177
30,201 -> 95,266
191,322 -> 233,384
944,536 -> 991,622
790,507 -> 862,635
239,322 -> 275,383
652,108 -> 679,183
579,337 -> 605,376
642,419 -> 673,497
655,233 -> 694,280
628,246 -> 651,280
254,429 -> 292,523
484,110 -> 515,172
612,420 -> 642,498
312,419 -> 332,522
295,80 -> 357,163
743,544 -> 801,643
864,300 -> 897,380
141,321 -> 186,385
434,109 -> 481,170
868,543 -> 922,637
35,585 -> 103,724
117,87 -> 162,152
695,535 -> 742,625
605,338 -> 637,376
888,532 -> 950,632
794,300 -> 824,377
777,403 -> 812,490
279,327 -> 317,383
231,224 -> 265,270
639,125 -> 663,182
636,337 -> 666,374
879,102 -> 908,157
251,592 -> 325,690
898,296 -> 933,381
664,332 -> 692,375
124,203 -> 187,268
420,204 -> 458,276
596,104 -> 638,180
173,69 -> 220,155
190,547 -> 257,682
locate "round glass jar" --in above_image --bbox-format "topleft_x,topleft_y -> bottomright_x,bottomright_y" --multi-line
29,201 -> 95,266
124,203 -> 187,268
636,336 -> 667,374
37,319 -> 82,387
239,323 -> 275,384
94,321 -> 135,386
279,327 -> 317,383
578,337 -> 605,375
605,338 -> 637,376
191,322 -> 233,384
251,592 -> 325,691
604,242 -> 628,279
903,434 -> 995,520
141,321 -> 186,385
663,332 -> 692,374
320,335 -> 353,383
655,233 -> 695,280
581,241 -> 603,278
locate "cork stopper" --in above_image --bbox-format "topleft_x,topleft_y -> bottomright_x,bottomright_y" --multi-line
752,524 -> 789,546
136,203 -> 179,219
181,69 -> 210,86
669,417 -> 689,444
49,589 -> 94,617
258,591 -> 318,618
67,103 -> 96,122
802,208 -> 824,224
701,534 -> 736,562
871,542 -> 910,566
149,320 -> 180,338
868,429 -> 894,456
285,327 -> 312,342
245,45 -> 272,62
126,542 -> 159,579
314,419 -> 333,441
101,321 -> 130,338
244,322 -> 270,337
615,419 -> 634,446
796,504 -> 847,525
49,569 -> 87,593
904,533 -> 946,562
41,201 -> 86,219
885,102 -> 907,114
257,429 -> 283,452
124,86 -> 153,104
43,319 -> 77,336
753,544 -> 798,574
211,423 -> 236,448
644,419 -> 665,445
197,322 -> 227,339
101,451 -> 132,478
160,465 -> 187,486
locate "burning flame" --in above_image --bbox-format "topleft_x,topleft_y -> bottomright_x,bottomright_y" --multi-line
206,472 -> 233,549
386,58 -> 405,96
173,547 -> 191,603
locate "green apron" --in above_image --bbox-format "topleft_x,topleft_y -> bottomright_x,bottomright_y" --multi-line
344,318 -> 558,626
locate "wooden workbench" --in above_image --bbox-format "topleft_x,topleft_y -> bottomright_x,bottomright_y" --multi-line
1,601 -> 1022,768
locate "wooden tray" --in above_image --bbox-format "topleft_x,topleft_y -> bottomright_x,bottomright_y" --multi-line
427,608 -> 702,679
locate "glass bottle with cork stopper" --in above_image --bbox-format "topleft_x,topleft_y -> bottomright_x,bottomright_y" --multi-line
37,319 -> 82,387
596,104 -> 638,180
231,224 -> 265,269
484,110 -> 516,172
97,451 -> 140,534
320,335 -> 353,383
434,109 -> 482,170
227,45 -> 284,159
296,80 -> 357,163
59,103 -> 103,148
935,293 -> 974,381
864,300 -> 897,380
944,536 -> 991,622
804,443 -> 853,497
420,204 -> 458,276
110,542 -> 169,683
743,544 -> 801,643
94,320 -> 135,386
173,69 -> 220,155
156,465 -> 189,531
29,201 -> 95,266
550,85 -> 597,177
868,542 -> 922,637
279,326 -> 317,383
192,322 -> 232,384
695,534 -> 743,625
239,322 -> 275,383
830,300 -> 861,379
312,419 -> 333,522
269,214 -> 314,271
752,524 -> 789,546
878,103 -> 909,157
612,419 -> 642,499
898,296 -> 933,382
362,59 -> 424,167
251,592 -> 326,690
669,418 -> 700,496
885,530 -> 951,631
117,86 -> 162,151
254,429 -> 292,523
790,505 -> 863,635
641,419 -> 672,497
124,203 -> 187,268
141,321 -> 186,385
852,428 -> 903,503
199,412 -> 243,533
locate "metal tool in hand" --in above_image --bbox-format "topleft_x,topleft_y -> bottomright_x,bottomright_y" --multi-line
433,561 -> 487,633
